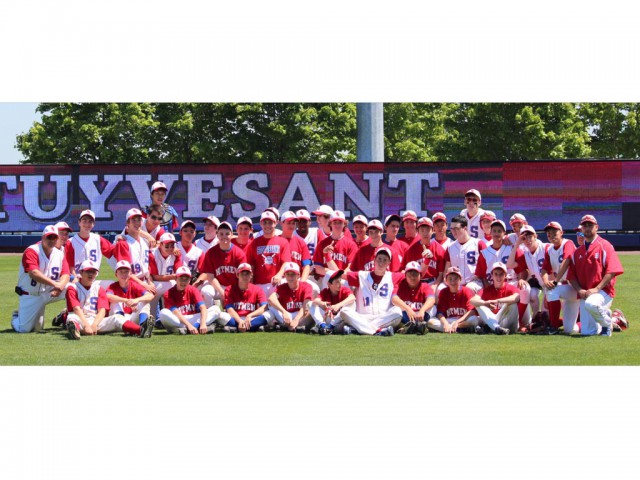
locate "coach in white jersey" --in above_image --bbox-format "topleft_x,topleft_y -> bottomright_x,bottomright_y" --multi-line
12,226 -> 70,333
459,189 -> 485,239
195,215 -> 220,253
441,215 -> 485,294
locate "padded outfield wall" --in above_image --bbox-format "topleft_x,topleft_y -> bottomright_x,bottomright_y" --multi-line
0,160 -> 639,235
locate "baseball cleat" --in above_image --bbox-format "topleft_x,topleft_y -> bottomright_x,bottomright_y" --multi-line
309,326 -> 319,335
398,321 -> 416,334
612,309 -> 628,330
475,325 -> 487,335
139,316 -> 155,338
342,325 -> 352,335
600,326 -> 612,337
52,309 -> 68,328
415,322 -> 428,335
376,326 -> 394,337
175,327 -> 188,335
67,321 -> 80,340
494,326 -> 510,335
223,326 -> 238,333
206,324 -> 216,334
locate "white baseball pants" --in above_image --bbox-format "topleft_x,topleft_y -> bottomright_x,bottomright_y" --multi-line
67,313 -> 125,334
12,291 -> 66,333
427,315 -> 480,332
579,292 -> 613,336
339,306 -> 403,335
158,305 -> 221,330
546,284 -> 580,333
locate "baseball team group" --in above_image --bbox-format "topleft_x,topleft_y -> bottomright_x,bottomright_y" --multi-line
10,182 -> 628,339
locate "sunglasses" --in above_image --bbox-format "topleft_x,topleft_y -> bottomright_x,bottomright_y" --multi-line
149,215 -> 162,221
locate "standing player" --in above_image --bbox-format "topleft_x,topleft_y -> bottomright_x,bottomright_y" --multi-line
402,217 -> 446,288
392,261 -> 436,335
479,211 -> 496,244
195,215 -> 220,253
232,216 -> 254,252
309,270 -> 356,335
267,262 -> 314,332
12,225 -> 70,333
295,209 -> 324,257
54,221 -> 72,253
253,207 -> 283,239
158,266 -> 220,334
113,208 -> 156,294
428,267 -> 479,333
506,213 -> 528,247
442,215 -> 486,293
313,204 -> 334,238
432,212 -> 453,250
398,210 -> 419,247
217,263 -> 271,332
176,220 -> 205,277
567,215 -> 624,336
460,189 -> 485,239
382,214 -> 409,262
313,210 -> 358,278
351,215 -> 370,248
279,211 -> 316,293
65,209 -> 116,279
350,219 -> 403,273
145,181 -> 179,232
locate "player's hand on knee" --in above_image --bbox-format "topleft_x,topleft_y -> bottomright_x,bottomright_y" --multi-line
187,324 -> 198,335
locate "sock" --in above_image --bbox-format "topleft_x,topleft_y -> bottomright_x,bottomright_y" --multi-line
122,320 -> 141,335
401,311 -> 410,324
319,323 -> 327,329
226,319 -> 238,328
249,315 -> 268,332
139,313 -> 148,324
548,300 -> 562,328
517,302 -> 528,328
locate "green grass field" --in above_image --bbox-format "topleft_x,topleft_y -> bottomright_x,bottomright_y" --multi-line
1,253 -> 638,365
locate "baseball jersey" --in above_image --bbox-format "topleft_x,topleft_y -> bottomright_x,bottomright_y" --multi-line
460,207 -> 486,239
383,237 -> 409,261
402,241 -> 446,280
200,244 -> 247,287
295,227 -> 325,257
114,235 -> 151,279
393,279 -> 435,312
350,243 -> 403,273
66,282 -> 110,319
542,239 -> 576,282
319,285 -> 354,306
353,236 -> 371,249
313,235 -> 358,270
434,236 -> 454,251
163,284 -> 205,316
106,280 -> 148,315
281,234 -> 312,270
143,203 -> 179,232
231,237 -> 252,252
507,232 -> 528,251
142,220 -> 166,241
567,236 -> 624,297
18,243 -> 70,295
195,236 -> 219,253
177,242 -> 205,274
274,282 -> 313,313
253,228 -> 283,239
346,271 -> 404,315
246,236 -> 292,284
224,282 -> 267,316
444,238 -> 487,284
478,283 -> 520,314
66,233 -> 115,273
475,243 -> 514,284
437,286 -> 475,318
149,249 -> 183,276
398,234 -> 419,248
513,241 -> 549,284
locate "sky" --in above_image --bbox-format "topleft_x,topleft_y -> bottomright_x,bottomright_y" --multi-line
0,103 -> 40,165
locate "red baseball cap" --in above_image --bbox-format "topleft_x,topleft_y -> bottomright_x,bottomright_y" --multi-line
432,212 -> 447,223
417,217 -> 434,228
544,221 -> 563,231
402,210 -> 418,222
237,263 -> 253,274
580,215 -> 598,225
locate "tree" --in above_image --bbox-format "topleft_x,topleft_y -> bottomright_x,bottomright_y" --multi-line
578,103 -> 640,158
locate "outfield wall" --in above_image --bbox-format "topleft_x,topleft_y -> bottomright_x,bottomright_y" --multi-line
0,160 -> 639,234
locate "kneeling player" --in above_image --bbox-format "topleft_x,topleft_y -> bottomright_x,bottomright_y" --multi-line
470,262 -> 527,335
309,269 -> 356,335
428,267 -> 478,333
217,263 -> 271,332
158,266 -> 220,334
267,262 -> 313,332
392,261 -> 436,335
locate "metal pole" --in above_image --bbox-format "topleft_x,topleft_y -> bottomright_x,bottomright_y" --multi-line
356,103 -> 384,162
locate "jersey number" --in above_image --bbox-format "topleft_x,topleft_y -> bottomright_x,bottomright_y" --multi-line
133,263 -> 142,274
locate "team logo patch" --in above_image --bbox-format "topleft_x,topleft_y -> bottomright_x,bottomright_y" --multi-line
264,255 -> 274,265
595,253 -> 600,260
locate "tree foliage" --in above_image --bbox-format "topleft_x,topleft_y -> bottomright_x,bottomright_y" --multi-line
15,102 -> 640,164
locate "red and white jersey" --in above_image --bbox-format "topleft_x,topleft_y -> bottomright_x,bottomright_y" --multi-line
231,237 -> 252,252
274,282 -> 313,313
542,239 -> 576,282
393,279 -> 435,312
295,227 -> 325,257
513,241 -> 549,284
177,242 -> 204,274
18,243 -> 69,295
398,235 -> 419,248
460,208 -> 486,239
437,286 -> 475,318
507,232 -> 528,251
313,235 -> 358,271
434,236 -> 454,251
353,236 -> 371,249
280,234 -> 312,270
149,249 -> 182,276
402,241 -> 446,280
200,244 -> 247,287
475,243 -> 514,284
66,282 -> 109,319
346,271 -> 404,315
195,236 -> 219,253
224,282 -> 267,316
246,236 -> 292,284
351,243 -> 403,273
478,283 -> 520,314
253,228 -> 283,239
444,238 -> 487,284
106,280 -> 148,315
383,238 -> 409,262
483,234 -> 493,246
567,235 -> 624,298
319,286 -> 354,306
66,233 -> 114,274
164,284 -> 205,316
114,235 -> 151,280
142,220 -> 165,241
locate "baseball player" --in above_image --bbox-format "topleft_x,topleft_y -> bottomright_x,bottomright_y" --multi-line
195,215 -> 220,253
350,219 -> 403,273
308,269 -> 356,335
54,221 -> 72,252
245,210 -> 292,296
145,181 -> 179,232
279,211 -> 317,293
11,225 -> 70,333
105,260 -> 155,335
267,262 -> 314,332
441,215 -> 486,294
217,263 -> 271,332
391,261 -> 436,335
460,189 -> 486,239
66,260 -> 153,339
382,214 -> 409,260
505,213 -> 528,248
295,209 -> 325,257
313,210 -> 358,278
540,221 -> 580,334
140,204 -> 167,245
351,215 -> 370,248
401,217 -> 446,288
158,266 -> 220,334
432,212 -> 453,250
231,216 -> 254,252
398,210 -> 419,247
567,215 -> 624,336
148,232 -> 183,317
113,208 -> 156,295
313,204 -> 334,238
479,211 -> 496,245
65,209 -> 116,279
470,262 -> 525,335
339,248 -> 403,336
253,207 -> 283,239
428,266 -> 479,333
176,219 -> 205,276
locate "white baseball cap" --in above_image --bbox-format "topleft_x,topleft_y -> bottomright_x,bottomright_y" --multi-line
175,266 -> 192,277
265,207 -> 280,217
126,208 -> 143,221
509,213 -> 527,225
520,225 -> 536,236
79,260 -> 99,272
580,214 -> 598,225
218,221 -> 233,231
180,219 -> 197,230
367,219 -> 384,231
237,263 -> 253,274
445,266 -> 462,278
42,225 -> 59,237
296,209 -> 311,221
115,260 -> 132,271
402,210 -> 418,221
384,214 -> 402,226
313,205 -> 334,216
375,246 -> 393,258
283,262 -> 300,274
54,221 -> 72,232
151,181 -> 168,192
490,262 -> 508,273
432,212 -> 447,223
465,189 -> 482,200
236,216 -> 253,227
329,210 -> 347,223
260,211 -> 277,223
159,232 -> 176,244
544,221 -> 563,231
352,214 -> 368,225
203,215 -> 220,227
490,219 -> 507,231
79,209 -> 96,221
405,261 -> 422,273
280,211 -> 298,223
417,217 -> 434,228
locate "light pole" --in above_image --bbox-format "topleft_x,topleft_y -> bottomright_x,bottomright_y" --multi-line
356,103 -> 384,163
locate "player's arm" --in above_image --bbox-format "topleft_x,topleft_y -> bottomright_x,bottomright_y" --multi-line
27,269 -> 61,289
540,268 -> 556,289
554,257 -> 572,283
71,305 -> 93,334
449,309 -> 476,333
131,290 -> 154,308
139,230 -> 156,248
268,291 -> 291,325
586,273 -> 617,297
300,263 -> 311,283
392,294 -> 416,321
198,302 -> 209,334
171,306 -> 198,334
92,307 -> 107,334
331,293 -> 355,314
417,294 -> 435,321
